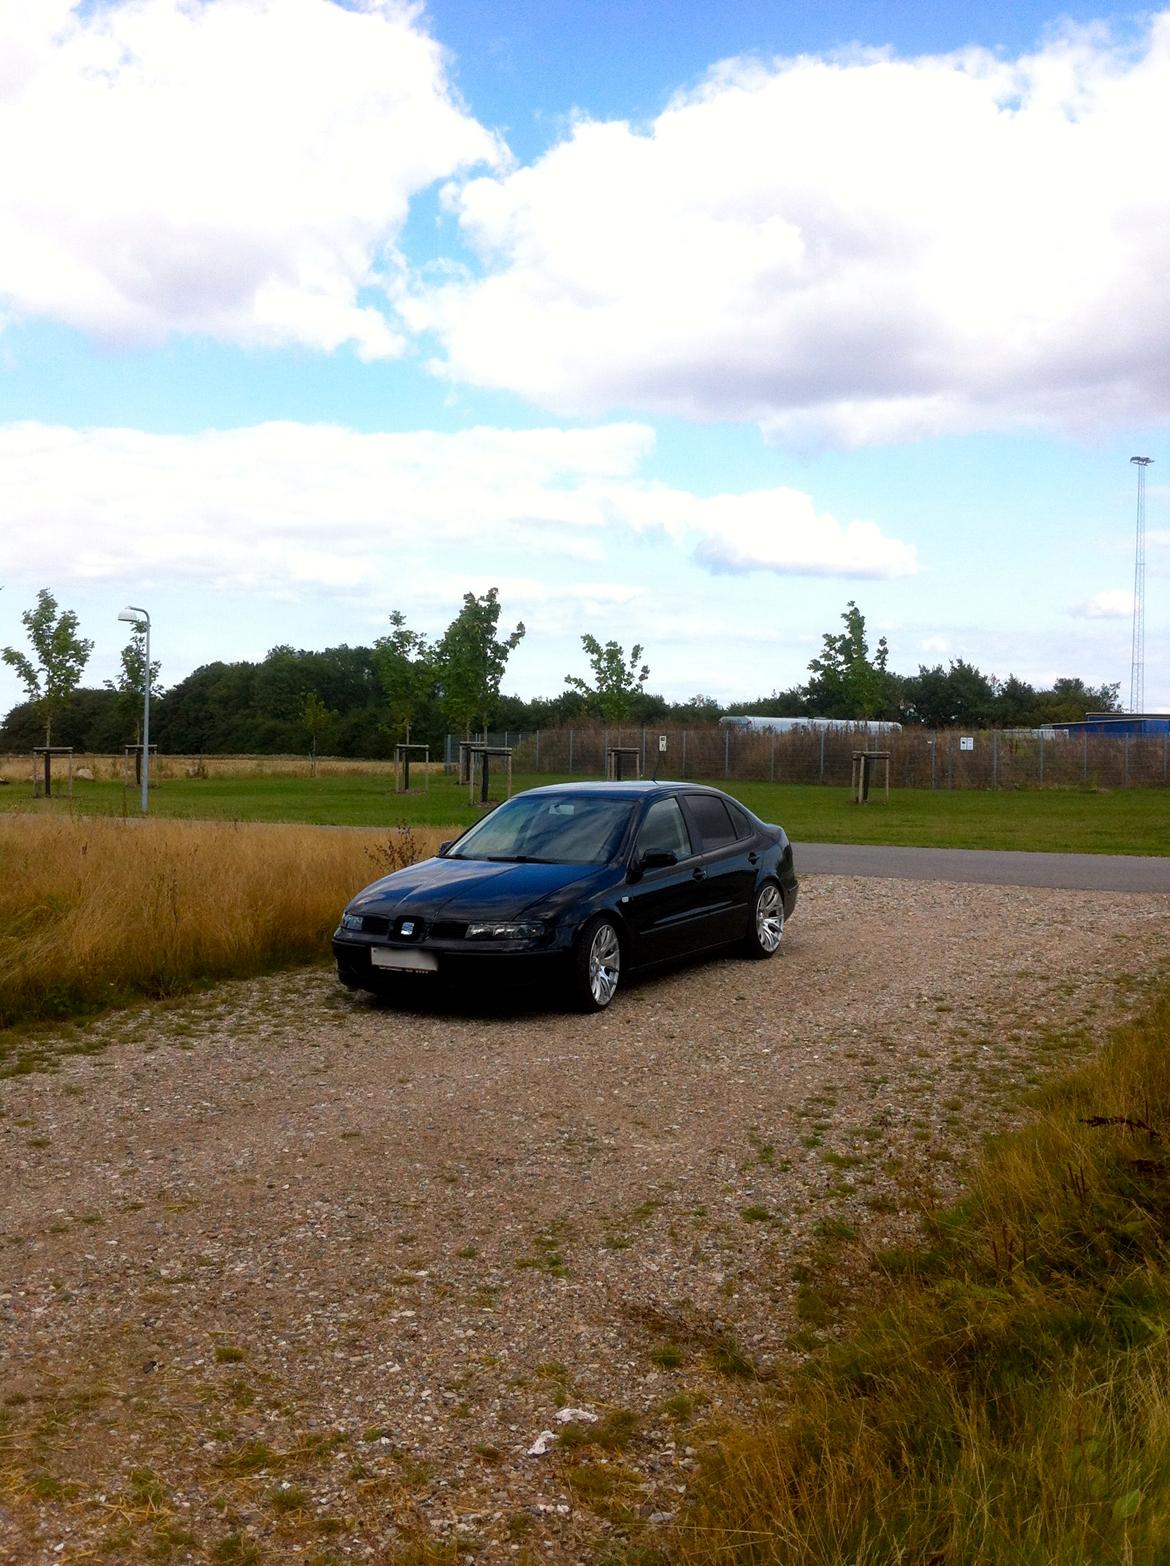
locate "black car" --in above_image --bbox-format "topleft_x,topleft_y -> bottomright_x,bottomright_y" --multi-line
332,781 -> 798,1011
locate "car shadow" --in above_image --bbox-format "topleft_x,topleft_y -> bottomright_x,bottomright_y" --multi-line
335,948 -> 756,1020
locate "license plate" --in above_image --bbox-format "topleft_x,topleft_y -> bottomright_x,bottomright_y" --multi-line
371,947 -> 438,973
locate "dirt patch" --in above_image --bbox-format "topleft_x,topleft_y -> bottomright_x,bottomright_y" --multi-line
2,875 -> 1168,1564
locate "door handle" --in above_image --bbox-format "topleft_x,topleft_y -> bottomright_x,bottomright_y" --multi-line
748,852 -> 759,864
692,867 -> 707,881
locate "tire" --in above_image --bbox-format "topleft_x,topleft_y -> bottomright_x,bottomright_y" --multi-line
743,880 -> 785,959
572,916 -> 623,1011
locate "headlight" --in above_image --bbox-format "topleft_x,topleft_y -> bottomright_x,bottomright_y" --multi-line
340,912 -> 364,932
465,920 -> 546,941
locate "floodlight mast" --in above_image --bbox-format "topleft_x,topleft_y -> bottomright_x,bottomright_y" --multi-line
1130,458 -> 1152,714
117,605 -> 151,814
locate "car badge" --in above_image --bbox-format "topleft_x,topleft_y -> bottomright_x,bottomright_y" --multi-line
400,920 -> 416,937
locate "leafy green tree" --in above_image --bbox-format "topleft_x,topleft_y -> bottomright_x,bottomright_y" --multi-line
105,620 -> 162,744
804,601 -> 891,720
301,690 -> 337,774
437,588 -> 525,737
900,660 -> 998,728
372,611 -> 434,743
2,588 -> 94,747
564,636 -> 650,724
1038,677 -> 1122,723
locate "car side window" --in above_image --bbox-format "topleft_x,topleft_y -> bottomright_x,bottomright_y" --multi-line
636,798 -> 693,861
727,802 -> 753,840
684,794 -> 739,851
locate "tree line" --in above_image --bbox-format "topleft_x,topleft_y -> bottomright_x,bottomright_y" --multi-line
0,590 -> 1121,758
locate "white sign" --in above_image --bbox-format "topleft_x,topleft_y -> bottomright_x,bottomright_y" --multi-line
658,734 -> 668,752
960,736 -> 974,751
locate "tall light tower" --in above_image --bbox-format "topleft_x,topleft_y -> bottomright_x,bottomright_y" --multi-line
1129,457 -> 1152,713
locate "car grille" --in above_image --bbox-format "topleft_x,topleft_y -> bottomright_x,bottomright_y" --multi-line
353,916 -> 465,940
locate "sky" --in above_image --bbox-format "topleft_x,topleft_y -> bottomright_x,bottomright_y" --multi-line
1,0 -> 1168,720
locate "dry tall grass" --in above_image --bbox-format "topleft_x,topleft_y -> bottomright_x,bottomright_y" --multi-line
676,991 -> 1170,1564
0,752 -> 428,785
0,815 -> 448,1032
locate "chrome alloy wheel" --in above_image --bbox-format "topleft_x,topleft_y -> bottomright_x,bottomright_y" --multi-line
755,883 -> 785,953
588,922 -> 621,1006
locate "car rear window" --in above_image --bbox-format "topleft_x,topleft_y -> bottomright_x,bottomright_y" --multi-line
685,794 -> 739,851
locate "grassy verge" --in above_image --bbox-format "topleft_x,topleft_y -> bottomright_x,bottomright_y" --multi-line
4,772 -> 1169,855
0,815 -> 449,1045
674,984 -> 1170,1565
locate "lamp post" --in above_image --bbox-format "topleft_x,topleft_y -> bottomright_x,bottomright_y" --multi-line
117,605 -> 151,815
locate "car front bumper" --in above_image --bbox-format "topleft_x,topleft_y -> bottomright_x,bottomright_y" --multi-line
331,932 -> 571,990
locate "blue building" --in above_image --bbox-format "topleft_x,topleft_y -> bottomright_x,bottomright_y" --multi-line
1053,712 -> 1170,737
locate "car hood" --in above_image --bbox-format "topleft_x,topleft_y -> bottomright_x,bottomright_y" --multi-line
348,856 -> 617,921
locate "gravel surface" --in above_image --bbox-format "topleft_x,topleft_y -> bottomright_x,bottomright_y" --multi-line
2,875 -> 1169,1565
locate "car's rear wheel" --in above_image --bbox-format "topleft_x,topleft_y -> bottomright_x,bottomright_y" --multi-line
743,880 -> 784,958
573,916 -> 622,1011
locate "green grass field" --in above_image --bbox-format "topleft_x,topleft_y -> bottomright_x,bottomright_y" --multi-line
4,770 -> 1169,854
3,770 -> 1167,855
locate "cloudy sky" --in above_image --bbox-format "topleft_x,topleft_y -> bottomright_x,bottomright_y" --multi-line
1,0 -> 1167,717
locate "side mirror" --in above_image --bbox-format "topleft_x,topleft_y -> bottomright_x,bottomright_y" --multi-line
639,850 -> 678,871
438,840 -> 454,856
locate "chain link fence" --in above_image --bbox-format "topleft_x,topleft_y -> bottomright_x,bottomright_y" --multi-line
446,726 -> 1170,789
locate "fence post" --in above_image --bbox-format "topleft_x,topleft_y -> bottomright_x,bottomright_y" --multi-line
682,729 -> 687,777
819,729 -> 825,784
569,729 -> 574,773
724,728 -> 730,779
641,727 -> 646,775
1124,734 -> 1130,788
1039,733 -> 1045,785
535,730 -> 541,771
1164,731 -> 1168,784
770,732 -> 776,782
1083,731 -> 1088,784
992,730 -> 998,789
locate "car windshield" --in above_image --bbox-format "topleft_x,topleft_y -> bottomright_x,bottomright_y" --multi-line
449,794 -> 635,865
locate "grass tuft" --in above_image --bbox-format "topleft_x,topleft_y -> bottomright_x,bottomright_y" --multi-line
675,983 -> 1170,1564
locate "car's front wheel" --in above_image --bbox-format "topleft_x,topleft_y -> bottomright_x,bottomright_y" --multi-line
743,880 -> 785,959
572,916 -> 622,1011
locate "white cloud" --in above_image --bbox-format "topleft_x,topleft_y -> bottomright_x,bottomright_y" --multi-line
689,489 -> 917,578
0,0 -> 501,355
1077,588 -> 1135,618
0,419 -> 916,599
407,17 -> 1170,445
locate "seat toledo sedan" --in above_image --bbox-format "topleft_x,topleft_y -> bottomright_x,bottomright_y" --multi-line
333,781 -> 798,1011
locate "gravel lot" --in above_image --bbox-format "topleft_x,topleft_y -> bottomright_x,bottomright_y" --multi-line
2,874 -> 1169,1565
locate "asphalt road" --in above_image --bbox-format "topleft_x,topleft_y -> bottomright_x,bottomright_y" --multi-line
794,841 -> 1170,893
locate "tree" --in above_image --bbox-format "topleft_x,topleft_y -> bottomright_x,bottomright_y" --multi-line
372,611 -> 434,744
1039,677 -> 1122,724
564,636 -> 650,724
437,589 -> 525,737
105,620 -> 162,780
803,601 -> 891,720
900,659 -> 998,728
301,691 -> 337,775
2,588 -> 94,749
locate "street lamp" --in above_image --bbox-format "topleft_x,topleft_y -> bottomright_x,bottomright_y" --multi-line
117,605 -> 151,815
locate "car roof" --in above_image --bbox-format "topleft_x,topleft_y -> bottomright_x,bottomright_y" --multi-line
519,780 -> 728,801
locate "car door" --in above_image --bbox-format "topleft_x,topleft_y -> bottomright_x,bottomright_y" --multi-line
678,792 -> 758,947
621,796 -> 713,965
